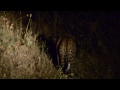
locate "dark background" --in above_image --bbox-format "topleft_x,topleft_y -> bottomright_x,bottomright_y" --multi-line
24,11 -> 120,55
14,11 -> 120,78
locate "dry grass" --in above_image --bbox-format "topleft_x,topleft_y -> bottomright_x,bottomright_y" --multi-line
0,11 -> 69,79
0,11 -> 118,79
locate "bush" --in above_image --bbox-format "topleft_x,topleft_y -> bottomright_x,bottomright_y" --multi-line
0,11 -> 69,79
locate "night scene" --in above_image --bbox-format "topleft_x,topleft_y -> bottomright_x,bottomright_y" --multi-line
0,11 -> 119,79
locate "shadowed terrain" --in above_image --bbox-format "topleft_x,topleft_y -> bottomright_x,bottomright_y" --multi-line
0,11 -> 119,79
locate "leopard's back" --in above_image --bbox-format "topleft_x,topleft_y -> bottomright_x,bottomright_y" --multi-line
56,34 -> 76,73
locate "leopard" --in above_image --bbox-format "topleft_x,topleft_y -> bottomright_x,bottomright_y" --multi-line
55,34 -> 76,74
